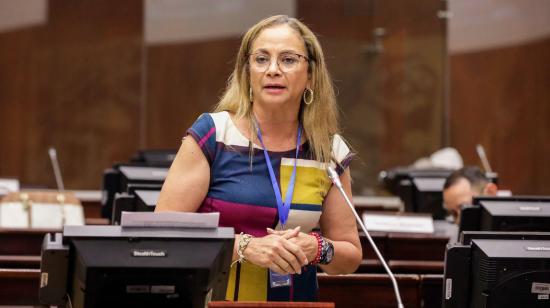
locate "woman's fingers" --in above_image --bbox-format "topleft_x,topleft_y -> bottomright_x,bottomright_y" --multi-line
271,252 -> 297,274
281,238 -> 309,267
267,226 -> 300,237
243,230 -> 308,274
274,241 -> 305,273
269,257 -> 289,275
265,227 -> 309,266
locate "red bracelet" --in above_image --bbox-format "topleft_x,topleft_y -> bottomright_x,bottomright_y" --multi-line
309,232 -> 322,265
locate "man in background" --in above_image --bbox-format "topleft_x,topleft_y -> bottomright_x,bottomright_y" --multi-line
443,166 -> 498,224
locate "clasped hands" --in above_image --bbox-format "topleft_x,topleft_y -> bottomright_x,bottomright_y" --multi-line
242,226 -> 318,275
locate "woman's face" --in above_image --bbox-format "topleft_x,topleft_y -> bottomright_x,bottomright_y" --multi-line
248,24 -> 310,110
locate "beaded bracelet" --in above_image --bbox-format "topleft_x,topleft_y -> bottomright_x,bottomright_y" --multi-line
309,232 -> 323,265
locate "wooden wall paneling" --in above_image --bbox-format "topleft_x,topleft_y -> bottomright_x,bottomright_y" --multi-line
145,38 -> 241,149
0,28 -> 39,181
297,0 -> 447,193
0,0 -> 144,189
450,37 -> 550,195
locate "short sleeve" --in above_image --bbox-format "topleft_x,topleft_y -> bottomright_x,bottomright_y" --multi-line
332,134 -> 355,176
186,113 -> 216,165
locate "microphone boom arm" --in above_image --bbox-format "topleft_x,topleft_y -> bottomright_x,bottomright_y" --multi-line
327,166 -> 404,308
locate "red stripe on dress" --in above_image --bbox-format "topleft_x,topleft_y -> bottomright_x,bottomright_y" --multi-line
198,127 -> 215,147
199,197 -> 277,238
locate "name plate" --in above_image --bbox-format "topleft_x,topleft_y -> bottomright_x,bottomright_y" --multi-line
362,212 -> 434,234
0,178 -> 19,194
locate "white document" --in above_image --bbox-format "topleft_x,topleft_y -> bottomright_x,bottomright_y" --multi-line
362,212 -> 434,234
120,211 -> 219,228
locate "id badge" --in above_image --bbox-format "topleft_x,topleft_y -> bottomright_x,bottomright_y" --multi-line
269,269 -> 291,288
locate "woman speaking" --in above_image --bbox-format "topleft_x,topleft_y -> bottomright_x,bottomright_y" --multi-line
156,15 -> 362,302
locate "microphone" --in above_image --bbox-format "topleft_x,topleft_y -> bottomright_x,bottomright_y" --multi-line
327,166 -> 405,308
48,147 -> 65,192
49,147 -> 67,225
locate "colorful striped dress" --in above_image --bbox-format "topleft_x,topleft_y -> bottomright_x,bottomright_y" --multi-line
187,111 -> 353,301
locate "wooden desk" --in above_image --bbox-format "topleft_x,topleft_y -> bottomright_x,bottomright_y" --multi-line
388,260 -> 444,274
356,259 -> 385,273
0,217 -> 107,256
0,268 -> 41,306
74,190 -> 102,219
0,228 -> 57,255
419,274 -> 443,308
0,269 -> 439,308
0,255 -> 41,268
356,259 -> 444,275
318,273 -> 421,308
386,233 -> 449,261
353,196 -> 403,212
209,302 -> 334,308
359,231 -> 387,260
359,231 -> 449,262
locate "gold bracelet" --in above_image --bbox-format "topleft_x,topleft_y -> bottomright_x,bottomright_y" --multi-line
232,232 -> 253,266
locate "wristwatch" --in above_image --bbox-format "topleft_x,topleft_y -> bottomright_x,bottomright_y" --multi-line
320,238 -> 334,264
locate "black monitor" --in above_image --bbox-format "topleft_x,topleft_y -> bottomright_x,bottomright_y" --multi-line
380,167 -> 498,219
101,165 -> 167,221
112,190 -> 160,225
39,225 -> 234,308
411,177 -> 447,219
460,230 -> 550,245
131,149 -> 177,167
118,166 -> 168,192
379,167 -> 453,196
392,175 -> 447,219
459,196 -> 550,234
443,233 -> 550,308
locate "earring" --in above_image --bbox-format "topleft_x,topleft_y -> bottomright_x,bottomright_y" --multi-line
249,87 -> 253,102
303,88 -> 314,105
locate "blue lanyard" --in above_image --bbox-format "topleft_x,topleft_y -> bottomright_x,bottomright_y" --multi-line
255,121 -> 302,229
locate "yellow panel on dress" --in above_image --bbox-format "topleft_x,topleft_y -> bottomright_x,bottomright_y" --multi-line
280,161 -> 331,206
225,262 -> 267,301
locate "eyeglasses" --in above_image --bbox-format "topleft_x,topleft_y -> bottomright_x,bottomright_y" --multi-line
248,52 -> 309,73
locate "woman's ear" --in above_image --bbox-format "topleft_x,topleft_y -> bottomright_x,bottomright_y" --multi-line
483,182 -> 498,196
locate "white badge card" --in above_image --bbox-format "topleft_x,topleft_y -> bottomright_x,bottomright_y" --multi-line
269,270 -> 291,288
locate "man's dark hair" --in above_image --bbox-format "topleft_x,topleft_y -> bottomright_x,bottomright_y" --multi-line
443,166 -> 489,192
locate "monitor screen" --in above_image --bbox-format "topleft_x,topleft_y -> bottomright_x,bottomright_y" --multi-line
443,235 -> 550,308
459,197 -> 550,234
480,200 -> 550,232
119,166 -> 168,191
102,166 -> 167,221
131,149 -> 177,167
40,225 -> 234,308
411,177 -> 447,219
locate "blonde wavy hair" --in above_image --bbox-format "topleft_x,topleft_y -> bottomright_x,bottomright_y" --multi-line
214,15 -> 340,165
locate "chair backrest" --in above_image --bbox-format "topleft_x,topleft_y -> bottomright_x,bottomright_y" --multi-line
0,191 -> 84,228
